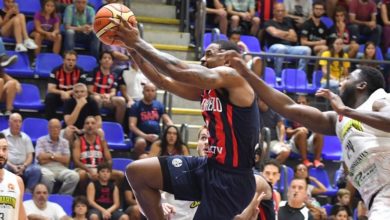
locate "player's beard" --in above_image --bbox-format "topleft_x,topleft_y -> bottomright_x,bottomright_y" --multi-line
0,157 -> 7,169
340,85 -> 356,108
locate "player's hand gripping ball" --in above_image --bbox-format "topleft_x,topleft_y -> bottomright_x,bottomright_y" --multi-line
93,3 -> 137,45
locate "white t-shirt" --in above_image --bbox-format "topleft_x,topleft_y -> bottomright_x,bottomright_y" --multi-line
161,192 -> 198,220
23,200 -> 67,220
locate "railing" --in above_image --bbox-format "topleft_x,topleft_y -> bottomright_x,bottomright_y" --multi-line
162,91 -> 173,118
180,123 -> 190,145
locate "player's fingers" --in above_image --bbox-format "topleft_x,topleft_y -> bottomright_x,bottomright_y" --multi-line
115,14 -> 133,29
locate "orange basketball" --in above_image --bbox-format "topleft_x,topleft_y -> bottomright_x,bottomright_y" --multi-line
93,3 -> 137,46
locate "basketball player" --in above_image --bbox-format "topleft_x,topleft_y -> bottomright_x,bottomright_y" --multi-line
110,17 -> 273,219
0,132 -> 26,219
225,51 -> 390,220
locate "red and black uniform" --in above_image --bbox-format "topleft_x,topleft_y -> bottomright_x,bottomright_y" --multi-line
86,68 -> 117,94
79,135 -> 104,169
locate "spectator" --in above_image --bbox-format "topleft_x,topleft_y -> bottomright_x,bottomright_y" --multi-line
32,0 -> 62,56
301,0 -> 337,55
45,50 -> 87,120
358,41 -> 381,69
0,68 -> 21,115
319,37 -> 351,90
261,159 -> 282,213
0,0 -> 38,52
72,196 -> 90,220
381,0 -> 390,52
102,44 -> 131,77
87,162 -> 129,220
331,205 -> 352,220
326,0 -> 350,18
334,6 -> 359,58
0,37 -> 17,68
264,3 -> 311,77
196,125 -> 208,157
3,113 -> 41,193
228,28 -> 263,77
259,98 -> 291,164
278,178 -> 314,219
63,83 -> 101,145
73,116 -> 124,194
35,118 -> 80,195
129,82 -> 173,159
63,0 -> 100,58
330,189 -> 353,219
284,0 -> 313,28
294,163 -> 327,201
225,0 -> 261,36
206,0 -> 228,35
23,183 -> 72,220
286,95 -> 324,168
118,59 -> 149,107
147,125 -> 189,158
86,51 -> 126,124
348,0 -> 381,46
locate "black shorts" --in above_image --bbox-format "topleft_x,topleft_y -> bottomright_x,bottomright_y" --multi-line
159,155 -> 256,220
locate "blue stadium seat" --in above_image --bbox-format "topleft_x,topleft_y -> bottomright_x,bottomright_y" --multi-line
102,121 -> 132,151
22,118 -> 49,145
203,32 -> 228,52
77,55 -> 98,73
240,35 -> 261,52
309,167 -> 338,196
89,0 -> 103,10
321,135 -> 342,161
112,158 -> 133,174
276,165 -> 294,193
281,68 -> 318,94
16,0 -> 41,16
312,70 -> 323,89
14,83 -> 45,111
4,51 -> 34,78
322,203 -> 333,216
263,67 -> 282,90
48,194 -> 73,216
35,53 -> 63,78
0,117 -> 8,131
320,16 -> 334,29
23,192 -> 32,201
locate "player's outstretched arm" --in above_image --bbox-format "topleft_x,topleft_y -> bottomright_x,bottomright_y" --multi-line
129,49 -> 201,101
225,52 -> 337,135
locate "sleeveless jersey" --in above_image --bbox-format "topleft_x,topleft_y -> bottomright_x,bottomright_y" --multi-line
201,89 -> 260,169
0,169 -> 20,220
335,88 -> 390,206
79,136 -> 104,169
94,180 -> 115,209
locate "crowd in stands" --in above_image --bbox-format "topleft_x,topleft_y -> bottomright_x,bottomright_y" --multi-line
0,0 -> 384,219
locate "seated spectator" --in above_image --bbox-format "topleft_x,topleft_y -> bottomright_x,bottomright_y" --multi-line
45,50 -> 87,120
334,6 -> 359,58
63,0 -> 100,58
72,196 -> 90,220
330,189 -> 353,219
0,0 -> 38,52
381,0 -> 390,52
63,83 -> 101,145
129,82 -> 173,159
358,41 -> 381,69
32,0 -> 62,56
331,205 -> 352,220
284,0 -> 312,28
225,0 -> 260,36
0,37 -> 17,68
286,95 -> 324,168
102,43 -> 131,77
196,125 -> 208,157
0,68 -> 21,115
118,59 -> 149,107
294,163 -> 327,202
86,51 -> 126,124
35,118 -> 80,195
87,162 -> 129,220
319,37 -> 350,90
264,3 -> 311,77
278,178 -> 314,219
3,113 -> 41,193
23,183 -> 72,220
261,159 -> 282,212
348,0 -> 381,46
147,125 -> 189,158
228,28 -> 263,77
40,0 -> 73,15
206,0 -> 228,35
301,0 -> 336,55
259,98 -> 291,163
73,116 -> 124,194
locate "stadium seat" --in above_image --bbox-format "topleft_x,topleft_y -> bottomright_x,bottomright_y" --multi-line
22,117 -> 49,145
112,158 -> 133,174
320,16 -> 334,29
4,51 -> 34,78
23,192 -> 32,201
77,55 -> 98,73
48,194 -> 73,216
322,203 -> 333,216
16,0 -> 41,16
102,121 -> 132,151
321,135 -> 342,161
240,35 -> 261,52
0,117 -> 8,131
203,32 -> 228,52
309,167 -> 338,196
276,165 -> 294,193
88,0 -> 103,10
263,67 -> 282,90
281,68 -> 318,94
35,53 -> 63,78
14,83 -> 45,111
311,70 -> 323,89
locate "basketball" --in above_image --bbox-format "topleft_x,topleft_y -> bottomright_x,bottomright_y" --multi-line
93,3 -> 137,46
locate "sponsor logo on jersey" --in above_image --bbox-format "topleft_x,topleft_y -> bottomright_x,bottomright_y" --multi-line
0,196 -> 16,208
172,158 -> 183,168
341,119 -> 363,139
190,201 -> 200,208
201,97 -> 223,112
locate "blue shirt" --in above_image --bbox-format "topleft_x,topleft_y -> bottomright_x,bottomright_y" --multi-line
129,100 -> 165,135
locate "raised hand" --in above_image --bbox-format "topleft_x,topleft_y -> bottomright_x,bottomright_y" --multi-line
108,15 -> 140,48
315,88 -> 346,114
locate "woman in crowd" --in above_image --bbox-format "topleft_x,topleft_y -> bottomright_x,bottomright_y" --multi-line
147,125 -> 189,157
